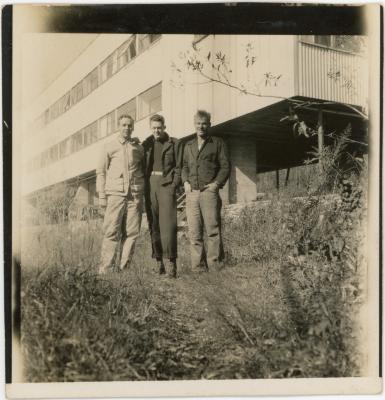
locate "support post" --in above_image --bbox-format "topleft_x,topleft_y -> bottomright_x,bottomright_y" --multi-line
285,167 -> 291,187
275,169 -> 280,190
318,109 -> 324,171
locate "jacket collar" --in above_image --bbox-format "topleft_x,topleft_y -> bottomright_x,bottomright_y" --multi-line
188,134 -> 213,159
143,132 -> 171,147
189,134 -> 213,145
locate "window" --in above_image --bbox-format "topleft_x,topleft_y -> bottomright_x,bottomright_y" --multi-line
138,34 -> 160,52
41,151 -> 50,167
138,34 -> 151,52
107,111 -> 116,135
100,52 -> 117,83
333,35 -> 365,53
49,145 -> 59,163
149,34 -> 161,43
71,130 -> 84,153
83,121 -> 99,146
99,115 -> 108,138
63,92 -> 71,112
117,98 -> 136,121
76,82 -> 84,103
99,115 -> 107,137
35,35 -> 163,130
137,83 -> 162,120
300,35 -> 365,54
71,81 -> 84,105
117,36 -> 137,69
314,36 -> 331,47
90,67 -> 99,91
70,86 -> 77,107
59,138 -> 70,158
83,71 -> 93,97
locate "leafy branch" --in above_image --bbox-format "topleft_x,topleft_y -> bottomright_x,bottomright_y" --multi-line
171,42 -> 368,140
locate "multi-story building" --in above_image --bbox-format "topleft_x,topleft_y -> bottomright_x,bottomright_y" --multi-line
22,34 -> 368,212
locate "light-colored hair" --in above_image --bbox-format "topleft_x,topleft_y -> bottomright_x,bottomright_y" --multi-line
194,110 -> 211,122
149,114 -> 165,125
118,114 -> 134,124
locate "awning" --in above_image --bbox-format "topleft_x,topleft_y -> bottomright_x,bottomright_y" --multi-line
208,96 -> 368,143
182,96 -> 368,172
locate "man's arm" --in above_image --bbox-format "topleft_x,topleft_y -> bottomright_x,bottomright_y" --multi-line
181,142 -> 190,184
181,142 -> 192,192
96,144 -> 108,206
172,139 -> 182,188
139,144 -> 146,177
214,138 -> 230,188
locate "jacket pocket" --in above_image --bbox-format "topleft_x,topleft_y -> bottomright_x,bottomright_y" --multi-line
161,170 -> 174,186
105,177 -> 124,192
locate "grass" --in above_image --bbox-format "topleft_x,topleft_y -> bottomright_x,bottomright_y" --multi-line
20,132 -> 367,382
21,225 -> 294,381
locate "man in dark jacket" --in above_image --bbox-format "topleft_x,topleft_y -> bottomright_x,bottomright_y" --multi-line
182,110 -> 230,271
142,114 -> 181,278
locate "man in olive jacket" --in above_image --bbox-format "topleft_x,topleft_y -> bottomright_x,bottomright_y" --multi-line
182,110 -> 230,271
142,114 -> 182,278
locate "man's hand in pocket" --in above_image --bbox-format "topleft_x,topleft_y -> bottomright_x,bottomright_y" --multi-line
99,198 -> 107,217
184,181 -> 192,193
204,182 -> 219,192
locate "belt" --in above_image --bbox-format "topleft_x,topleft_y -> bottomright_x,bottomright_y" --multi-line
151,171 -> 163,176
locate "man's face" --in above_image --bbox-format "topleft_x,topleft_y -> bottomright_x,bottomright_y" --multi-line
194,116 -> 211,137
151,120 -> 166,140
119,117 -> 134,140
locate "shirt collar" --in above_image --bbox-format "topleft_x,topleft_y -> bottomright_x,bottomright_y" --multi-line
118,136 -> 134,145
196,134 -> 211,143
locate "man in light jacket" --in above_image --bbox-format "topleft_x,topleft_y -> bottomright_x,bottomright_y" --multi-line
182,110 -> 230,272
96,114 -> 145,274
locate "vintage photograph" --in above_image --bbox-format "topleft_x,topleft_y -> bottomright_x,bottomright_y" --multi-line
5,2 -> 382,398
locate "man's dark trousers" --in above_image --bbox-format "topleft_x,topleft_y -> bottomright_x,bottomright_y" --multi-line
149,175 -> 177,260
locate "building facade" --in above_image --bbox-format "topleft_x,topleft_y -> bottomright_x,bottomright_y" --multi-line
22,34 -> 368,211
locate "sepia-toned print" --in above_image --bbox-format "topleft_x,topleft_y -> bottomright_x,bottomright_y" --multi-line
7,3 -> 382,398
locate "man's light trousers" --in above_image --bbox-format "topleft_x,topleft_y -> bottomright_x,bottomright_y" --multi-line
99,193 -> 142,272
185,189 -> 224,270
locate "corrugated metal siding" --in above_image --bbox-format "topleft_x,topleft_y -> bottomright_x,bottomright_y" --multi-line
298,42 -> 368,108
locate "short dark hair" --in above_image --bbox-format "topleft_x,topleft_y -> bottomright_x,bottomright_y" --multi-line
194,110 -> 211,122
149,114 -> 165,125
118,114 -> 134,124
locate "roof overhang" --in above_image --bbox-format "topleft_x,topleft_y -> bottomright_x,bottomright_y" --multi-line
181,96 -> 368,172
207,96 -> 368,143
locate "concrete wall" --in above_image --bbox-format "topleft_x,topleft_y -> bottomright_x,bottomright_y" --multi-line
227,136 -> 258,204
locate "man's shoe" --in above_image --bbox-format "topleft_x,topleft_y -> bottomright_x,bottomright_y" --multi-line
158,259 -> 166,275
167,260 -> 177,278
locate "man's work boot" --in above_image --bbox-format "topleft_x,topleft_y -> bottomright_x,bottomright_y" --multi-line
167,259 -> 177,278
157,259 -> 166,275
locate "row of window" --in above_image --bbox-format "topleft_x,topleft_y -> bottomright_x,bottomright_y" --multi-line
27,83 -> 162,172
34,34 -> 161,132
300,35 -> 365,54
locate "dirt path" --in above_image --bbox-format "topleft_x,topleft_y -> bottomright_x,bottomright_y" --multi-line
117,260 -> 296,378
